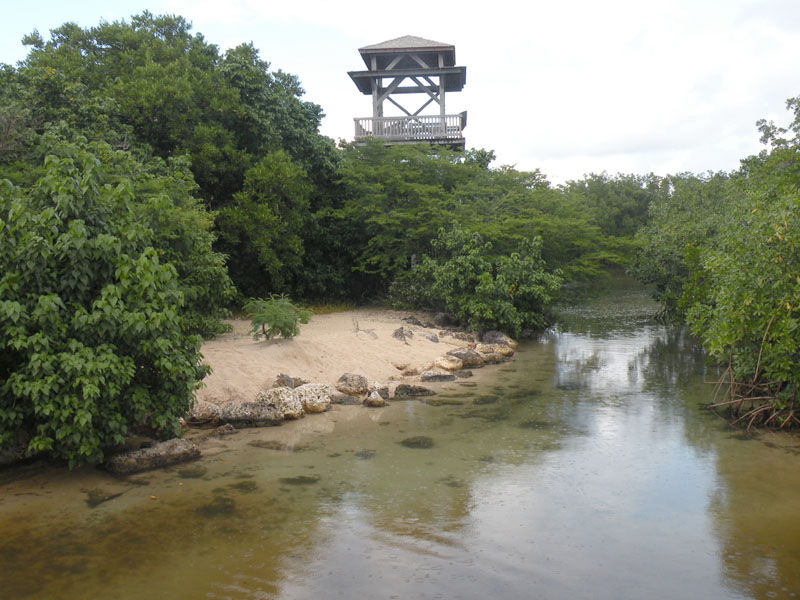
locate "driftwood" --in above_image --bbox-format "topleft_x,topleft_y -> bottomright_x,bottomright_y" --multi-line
351,317 -> 377,339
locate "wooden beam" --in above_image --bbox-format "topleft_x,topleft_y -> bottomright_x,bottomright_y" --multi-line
386,96 -> 412,116
385,54 -> 404,70
384,86 -> 438,94
410,53 -> 431,69
410,76 -> 441,105
413,97 -> 435,116
377,76 -> 406,103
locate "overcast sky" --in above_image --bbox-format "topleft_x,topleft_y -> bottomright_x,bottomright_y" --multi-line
2,0 -> 800,182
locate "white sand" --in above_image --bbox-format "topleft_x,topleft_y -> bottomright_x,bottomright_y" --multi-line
196,308 -> 468,405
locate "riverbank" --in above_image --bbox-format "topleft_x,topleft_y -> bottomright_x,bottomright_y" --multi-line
196,308 -> 476,406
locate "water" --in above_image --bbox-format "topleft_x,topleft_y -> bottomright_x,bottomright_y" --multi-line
2,281 -> 800,599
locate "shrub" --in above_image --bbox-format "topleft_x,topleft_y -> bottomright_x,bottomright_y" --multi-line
0,144 -> 209,466
394,226 -> 562,336
244,295 -> 312,340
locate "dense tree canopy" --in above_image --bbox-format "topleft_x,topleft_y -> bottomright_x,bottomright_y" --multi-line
631,96 -> 800,424
0,139 -> 214,465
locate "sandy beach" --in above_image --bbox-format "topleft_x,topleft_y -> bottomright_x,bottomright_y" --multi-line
196,308 -> 472,406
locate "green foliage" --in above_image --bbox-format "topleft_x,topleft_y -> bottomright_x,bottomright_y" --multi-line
394,226 -> 562,336
629,171 -> 735,315
216,150 -> 310,298
3,12 -> 337,299
0,143 -> 209,465
685,189 -> 800,399
243,295 -> 312,340
632,95 -> 800,416
561,172 -> 666,238
334,141 -> 624,300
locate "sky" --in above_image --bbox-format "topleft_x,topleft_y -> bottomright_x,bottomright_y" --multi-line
2,0 -> 800,183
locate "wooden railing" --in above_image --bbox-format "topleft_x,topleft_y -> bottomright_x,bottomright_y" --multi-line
354,113 -> 466,142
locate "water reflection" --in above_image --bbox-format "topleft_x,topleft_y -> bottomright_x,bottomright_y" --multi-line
1,280 -> 800,599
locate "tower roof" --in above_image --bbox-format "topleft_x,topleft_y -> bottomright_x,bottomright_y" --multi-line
359,35 -> 454,53
357,35 -> 456,67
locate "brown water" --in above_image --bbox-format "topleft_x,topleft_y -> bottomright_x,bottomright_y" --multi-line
2,281 -> 800,599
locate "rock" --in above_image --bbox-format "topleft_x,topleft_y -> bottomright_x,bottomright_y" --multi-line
420,370 -> 456,382
433,312 -> 458,326
420,332 -> 439,343
401,367 -> 420,377
295,383 -> 333,413
480,352 -> 507,364
481,330 -> 518,348
392,362 -> 409,371
331,393 -> 362,405
475,342 -> 515,357
272,373 -> 309,389
214,424 -> 237,436
335,373 -> 370,396
394,383 -> 435,398
104,438 -> 201,474
454,370 -> 474,378
0,445 -> 33,467
403,316 -> 425,327
392,327 -> 414,343
446,348 -> 485,368
450,331 -> 476,342
187,399 -> 220,424
363,391 -> 387,407
256,387 -> 304,420
370,381 -> 390,399
399,435 -> 435,449
435,355 -> 463,371
219,402 -> 284,427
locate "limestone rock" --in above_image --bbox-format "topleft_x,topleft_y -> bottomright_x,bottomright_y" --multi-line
475,342 -> 515,357
331,393 -> 362,405
104,439 -> 201,474
481,330 -> 518,348
187,399 -> 220,423
450,331 -> 476,342
446,348 -> 485,368
296,383 -> 334,413
394,383 -> 435,398
480,352 -> 506,364
433,312 -> 458,326
401,367 -> 420,377
420,332 -> 439,343
363,391 -> 387,407
403,316 -> 425,327
369,381 -> 390,399
257,387 -> 304,419
435,355 -> 463,371
393,361 -> 409,371
272,373 -> 309,389
420,370 -> 456,382
219,402 -> 284,427
392,327 -> 414,343
454,370 -> 474,378
335,373 -> 370,396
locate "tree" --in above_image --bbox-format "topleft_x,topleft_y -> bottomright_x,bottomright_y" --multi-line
0,141 -> 210,465
216,150 -> 311,298
393,226 -> 562,336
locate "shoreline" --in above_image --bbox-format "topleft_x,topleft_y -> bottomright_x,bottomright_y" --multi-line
196,307 -> 481,407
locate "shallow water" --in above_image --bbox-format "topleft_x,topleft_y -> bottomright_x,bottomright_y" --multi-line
2,282 -> 800,599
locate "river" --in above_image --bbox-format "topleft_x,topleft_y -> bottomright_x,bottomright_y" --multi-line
2,280 -> 799,599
